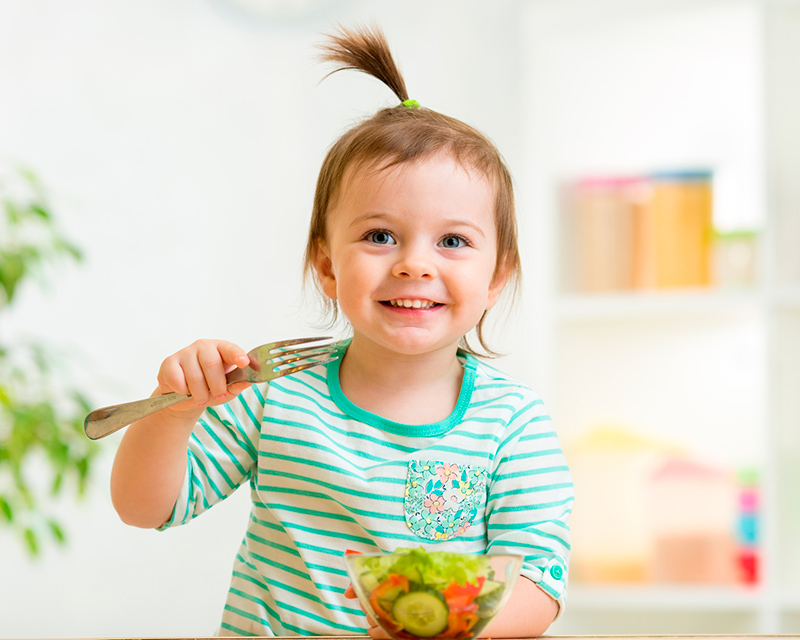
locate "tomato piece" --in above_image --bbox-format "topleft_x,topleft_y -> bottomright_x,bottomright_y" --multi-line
344,549 -> 363,555
369,574 -> 410,633
441,576 -> 484,610
438,578 -> 485,638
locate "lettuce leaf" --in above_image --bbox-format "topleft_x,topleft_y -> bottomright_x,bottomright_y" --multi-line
357,547 -> 492,589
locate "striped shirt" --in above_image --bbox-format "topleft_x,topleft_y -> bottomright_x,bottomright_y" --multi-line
160,342 -> 574,636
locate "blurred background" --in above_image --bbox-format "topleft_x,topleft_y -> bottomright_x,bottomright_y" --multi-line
1,0 -> 799,636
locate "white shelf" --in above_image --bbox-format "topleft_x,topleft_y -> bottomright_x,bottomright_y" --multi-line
771,286 -> 800,310
777,590 -> 800,612
567,585 -> 766,612
520,0 -> 800,634
556,289 -> 764,322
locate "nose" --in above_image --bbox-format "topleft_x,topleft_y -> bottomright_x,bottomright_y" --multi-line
391,243 -> 437,280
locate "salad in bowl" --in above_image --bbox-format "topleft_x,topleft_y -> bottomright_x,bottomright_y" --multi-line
344,548 -> 523,640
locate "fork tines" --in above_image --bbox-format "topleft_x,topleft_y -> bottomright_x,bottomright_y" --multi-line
269,338 -> 338,371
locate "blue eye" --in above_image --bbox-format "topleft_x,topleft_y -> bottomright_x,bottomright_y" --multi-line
367,230 -> 395,245
439,235 -> 468,249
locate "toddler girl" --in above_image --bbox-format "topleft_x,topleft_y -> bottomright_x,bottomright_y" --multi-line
110,24 -> 573,638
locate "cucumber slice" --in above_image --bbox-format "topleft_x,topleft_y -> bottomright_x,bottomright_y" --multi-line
392,590 -> 449,637
477,579 -> 503,598
475,579 -> 504,615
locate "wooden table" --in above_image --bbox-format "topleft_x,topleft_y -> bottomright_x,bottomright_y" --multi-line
20,633 -> 800,640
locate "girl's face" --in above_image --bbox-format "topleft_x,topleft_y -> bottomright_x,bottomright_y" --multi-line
314,153 -> 508,359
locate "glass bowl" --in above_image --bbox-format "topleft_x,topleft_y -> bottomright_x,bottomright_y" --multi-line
344,548 -> 523,640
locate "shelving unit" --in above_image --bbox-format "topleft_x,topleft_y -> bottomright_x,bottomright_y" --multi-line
516,0 -> 800,634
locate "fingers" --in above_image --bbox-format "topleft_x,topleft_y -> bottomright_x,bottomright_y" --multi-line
368,626 -> 389,640
343,584 -> 384,637
157,339 -> 250,409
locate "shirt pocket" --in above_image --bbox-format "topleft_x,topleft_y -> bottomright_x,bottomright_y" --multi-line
403,459 -> 488,541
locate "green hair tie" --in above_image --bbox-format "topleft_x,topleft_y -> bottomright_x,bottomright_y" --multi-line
402,99 -> 420,109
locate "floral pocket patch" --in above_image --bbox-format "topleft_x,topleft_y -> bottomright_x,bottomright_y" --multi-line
403,459 -> 487,541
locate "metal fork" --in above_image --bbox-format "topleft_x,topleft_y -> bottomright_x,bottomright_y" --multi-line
83,336 -> 339,440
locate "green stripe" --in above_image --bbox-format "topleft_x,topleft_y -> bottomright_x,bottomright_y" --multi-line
497,422 -> 527,452
494,465 -> 571,481
233,392 -> 262,435
190,446 -> 229,499
221,399 -> 260,461
225,600 -> 316,636
486,545 -> 552,563
491,481 -> 574,500
261,433 -> 389,463
268,381 -> 349,421
509,399 -> 545,423
265,519 -> 376,550
474,381 -> 527,392
521,430 -> 558,441
259,468 -> 405,502
488,539 -> 556,554
251,383 -> 267,407
220,621 -> 261,636
536,579 -> 560,600
247,530 -> 301,558
186,450 -> 213,507
261,499 -> 405,524
275,597 -> 365,633
488,525 -> 571,551
447,423 -> 504,440
493,495 -> 575,512
264,451 -> 405,485
224,602 -> 271,629
469,394 -> 521,408
494,448 -> 566,468
419,444 -> 495,460
254,491 -> 404,523
198,417 -> 246,482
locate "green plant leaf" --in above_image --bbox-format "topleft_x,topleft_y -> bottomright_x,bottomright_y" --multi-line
30,205 -> 50,219
0,496 -> 13,522
48,519 -> 66,545
0,252 -> 26,304
51,471 -> 64,496
24,527 -> 39,556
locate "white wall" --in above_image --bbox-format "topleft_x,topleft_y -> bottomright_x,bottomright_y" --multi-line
0,1 -> 528,637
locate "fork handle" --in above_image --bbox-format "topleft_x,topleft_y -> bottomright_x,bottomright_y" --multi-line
84,392 -> 191,440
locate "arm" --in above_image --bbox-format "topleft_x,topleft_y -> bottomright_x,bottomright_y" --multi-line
110,339 -> 252,528
484,395 -> 574,632
482,577 -> 558,638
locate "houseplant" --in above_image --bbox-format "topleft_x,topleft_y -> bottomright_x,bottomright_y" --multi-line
0,167 -> 98,556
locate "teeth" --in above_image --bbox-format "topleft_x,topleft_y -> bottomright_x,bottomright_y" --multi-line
388,299 -> 436,309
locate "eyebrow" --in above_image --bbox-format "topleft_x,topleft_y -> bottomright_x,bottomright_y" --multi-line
349,212 -> 487,239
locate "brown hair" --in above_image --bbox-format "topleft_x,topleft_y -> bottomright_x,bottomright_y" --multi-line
304,24 -> 521,357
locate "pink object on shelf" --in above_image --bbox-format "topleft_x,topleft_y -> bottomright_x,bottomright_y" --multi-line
648,456 -> 739,584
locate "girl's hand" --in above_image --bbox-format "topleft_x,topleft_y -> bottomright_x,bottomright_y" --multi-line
344,584 -> 389,639
155,339 -> 253,416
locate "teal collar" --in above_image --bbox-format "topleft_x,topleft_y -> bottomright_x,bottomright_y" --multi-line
325,339 -> 477,438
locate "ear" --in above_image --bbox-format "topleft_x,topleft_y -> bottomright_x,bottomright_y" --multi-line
486,261 -> 512,310
311,241 -> 338,300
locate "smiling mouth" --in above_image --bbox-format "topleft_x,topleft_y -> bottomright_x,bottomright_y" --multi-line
382,299 -> 440,309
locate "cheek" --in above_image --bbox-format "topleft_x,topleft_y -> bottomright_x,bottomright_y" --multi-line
330,258 -> 372,304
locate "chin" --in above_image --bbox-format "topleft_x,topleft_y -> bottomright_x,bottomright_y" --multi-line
371,334 -> 462,358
